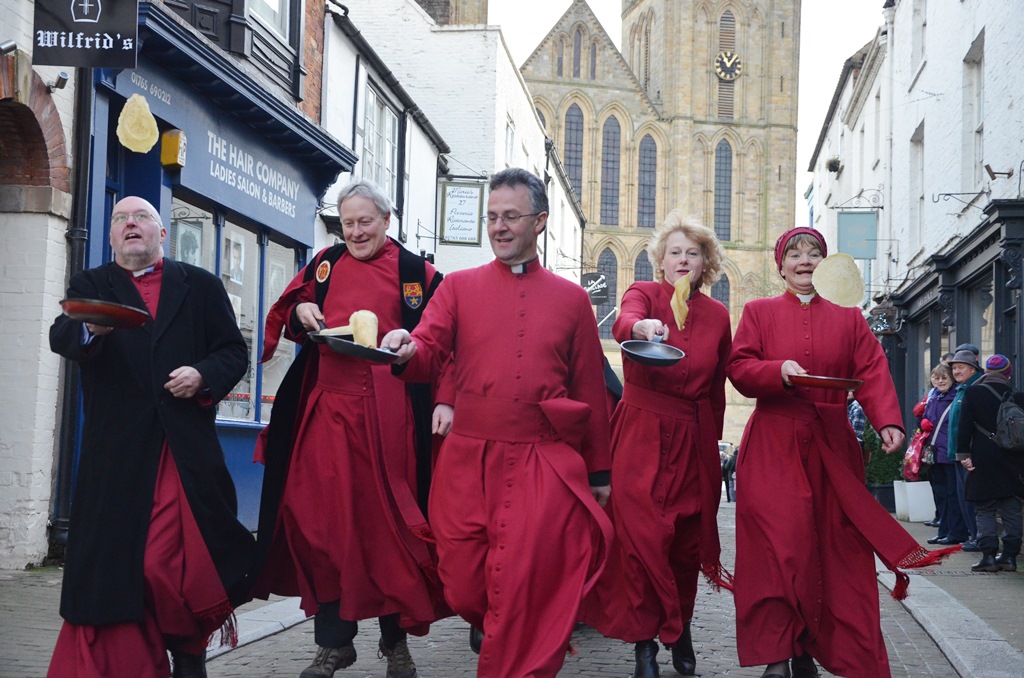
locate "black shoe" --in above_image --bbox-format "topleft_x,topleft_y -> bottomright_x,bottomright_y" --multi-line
924,520 -> 940,528
995,553 -> 1018,571
936,537 -> 963,545
961,540 -> 980,552
926,535 -> 945,544
633,640 -> 660,678
670,621 -> 696,675
760,662 -> 791,678
971,554 -> 1000,572
469,625 -> 484,655
170,650 -> 207,678
791,653 -> 820,678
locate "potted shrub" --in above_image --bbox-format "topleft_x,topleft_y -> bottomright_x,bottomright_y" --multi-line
826,157 -> 841,172
864,425 -> 900,512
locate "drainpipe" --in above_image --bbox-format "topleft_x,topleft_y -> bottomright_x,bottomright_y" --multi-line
51,67 -> 94,552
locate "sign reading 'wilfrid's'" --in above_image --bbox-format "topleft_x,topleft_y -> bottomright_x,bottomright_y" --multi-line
33,0 -> 139,68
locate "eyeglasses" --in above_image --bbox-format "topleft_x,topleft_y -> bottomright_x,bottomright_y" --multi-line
111,211 -> 156,225
481,212 -> 541,226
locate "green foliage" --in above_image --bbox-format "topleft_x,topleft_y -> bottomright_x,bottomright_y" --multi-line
863,425 -> 904,484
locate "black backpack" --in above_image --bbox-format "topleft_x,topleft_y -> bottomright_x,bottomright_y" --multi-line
974,384 -> 1024,453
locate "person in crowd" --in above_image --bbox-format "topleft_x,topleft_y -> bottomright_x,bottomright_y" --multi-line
48,196 -> 255,678
921,363 -> 968,545
726,227 -> 957,678
956,355 -> 1024,572
578,213 -> 732,678
948,347 -> 984,552
914,351 -> 958,528
252,179 -> 445,678
382,167 -> 613,678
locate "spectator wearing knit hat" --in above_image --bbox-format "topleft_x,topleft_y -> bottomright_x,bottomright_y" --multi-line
947,348 -> 983,550
956,354 -> 1024,571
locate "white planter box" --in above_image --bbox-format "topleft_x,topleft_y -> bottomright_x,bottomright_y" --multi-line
893,480 -> 935,522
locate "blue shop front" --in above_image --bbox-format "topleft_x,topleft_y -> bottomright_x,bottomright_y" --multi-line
70,6 -> 356,531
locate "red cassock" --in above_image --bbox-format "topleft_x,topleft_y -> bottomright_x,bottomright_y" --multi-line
398,258 -> 613,678
727,292 -> 951,678
261,239 -> 441,629
580,282 -> 732,645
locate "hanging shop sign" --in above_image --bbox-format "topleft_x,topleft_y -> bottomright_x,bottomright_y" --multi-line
33,0 -> 139,68
582,272 -> 610,304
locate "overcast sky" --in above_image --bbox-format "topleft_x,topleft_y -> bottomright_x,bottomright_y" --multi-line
487,0 -> 886,226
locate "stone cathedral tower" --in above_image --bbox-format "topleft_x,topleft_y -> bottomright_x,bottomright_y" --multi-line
522,0 -> 800,439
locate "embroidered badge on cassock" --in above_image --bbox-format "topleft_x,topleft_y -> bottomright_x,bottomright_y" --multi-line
315,261 -> 331,283
403,282 -> 423,309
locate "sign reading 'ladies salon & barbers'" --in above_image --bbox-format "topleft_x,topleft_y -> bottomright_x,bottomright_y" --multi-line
33,0 -> 139,68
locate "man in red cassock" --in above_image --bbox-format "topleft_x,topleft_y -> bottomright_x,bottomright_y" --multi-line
382,167 -> 614,678
48,196 -> 255,678
253,179 -> 446,678
727,227 -> 957,678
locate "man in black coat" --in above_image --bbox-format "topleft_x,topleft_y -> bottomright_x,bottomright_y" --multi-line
48,196 -> 255,678
956,353 -> 1024,573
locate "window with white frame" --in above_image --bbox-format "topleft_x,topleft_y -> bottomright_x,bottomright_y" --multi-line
363,87 -> 399,202
252,0 -> 289,38
962,32 -> 984,189
505,116 -> 516,166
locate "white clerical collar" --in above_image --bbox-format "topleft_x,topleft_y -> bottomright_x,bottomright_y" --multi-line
796,292 -> 816,303
133,264 -> 157,278
508,257 -> 538,274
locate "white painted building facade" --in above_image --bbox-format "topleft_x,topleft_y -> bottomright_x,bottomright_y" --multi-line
341,0 -> 585,280
0,0 -> 78,569
807,0 -> 1024,420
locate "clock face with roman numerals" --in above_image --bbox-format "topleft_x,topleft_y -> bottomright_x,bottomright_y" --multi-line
714,50 -> 743,81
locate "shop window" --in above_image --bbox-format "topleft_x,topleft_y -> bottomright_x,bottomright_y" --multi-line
260,240 -> 298,422
363,87 -> 399,204
967,279 -> 995,359
169,196 -> 299,424
170,198 -> 217,272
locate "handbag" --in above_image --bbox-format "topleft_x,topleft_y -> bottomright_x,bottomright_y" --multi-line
903,430 -> 927,481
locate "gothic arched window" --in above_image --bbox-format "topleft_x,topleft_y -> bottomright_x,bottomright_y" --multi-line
634,251 -> 653,282
573,28 -> 582,78
638,134 -> 657,228
600,116 -> 621,225
711,272 -> 730,308
564,104 -> 584,197
714,139 -> 732,241
596,248 -> 618,339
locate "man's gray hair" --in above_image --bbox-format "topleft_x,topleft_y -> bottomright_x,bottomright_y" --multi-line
489,168 -> 548,215
336,178 -> 392,215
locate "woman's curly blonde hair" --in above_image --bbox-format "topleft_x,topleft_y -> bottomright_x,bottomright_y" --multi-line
647,210 -> 725,288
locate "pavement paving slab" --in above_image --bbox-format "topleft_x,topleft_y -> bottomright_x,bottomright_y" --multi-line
5,495 -> 1024,676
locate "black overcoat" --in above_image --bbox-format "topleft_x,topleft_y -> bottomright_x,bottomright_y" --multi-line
956,374 -> 1024,502
49,259 -> 256,626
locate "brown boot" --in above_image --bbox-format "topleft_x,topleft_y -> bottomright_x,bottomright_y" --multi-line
299,644 -> 356,678
379,637 -> 417,678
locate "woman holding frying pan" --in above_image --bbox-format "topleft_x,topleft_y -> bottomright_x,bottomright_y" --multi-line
581,212 -> 732,677
727,227 -> 956,678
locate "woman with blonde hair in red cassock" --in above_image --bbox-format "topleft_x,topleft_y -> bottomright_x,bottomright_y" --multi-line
727,227 -> 959,678
581,211 -> 732,677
